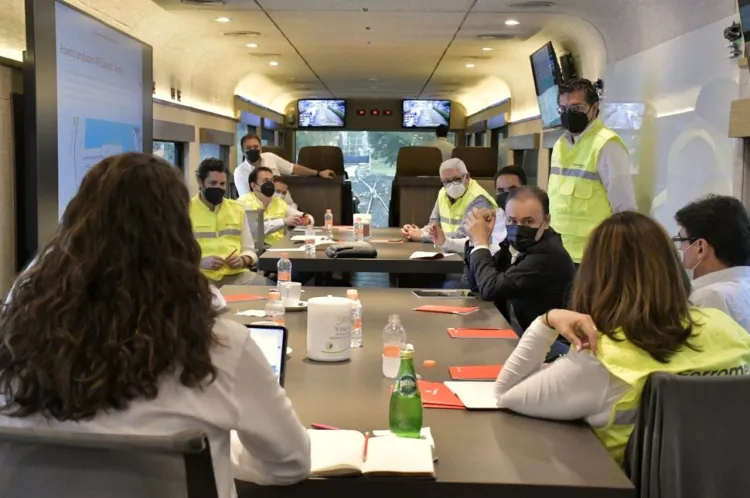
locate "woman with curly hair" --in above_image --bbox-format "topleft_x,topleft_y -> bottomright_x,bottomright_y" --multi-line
0,153 -> 309,498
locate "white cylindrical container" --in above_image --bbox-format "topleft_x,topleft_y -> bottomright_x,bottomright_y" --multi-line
306,295 -> 353,362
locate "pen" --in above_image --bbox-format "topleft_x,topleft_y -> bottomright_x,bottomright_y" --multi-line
226,249 -> 237,259
310,423 -> 339,430
362,432 -> 370,462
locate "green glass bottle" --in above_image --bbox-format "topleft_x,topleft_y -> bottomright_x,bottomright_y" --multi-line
389,345 -> 423,438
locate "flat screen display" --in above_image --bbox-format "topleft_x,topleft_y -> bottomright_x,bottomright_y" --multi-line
402,100 -> 451,128
297,99 -> 346,127
55,1 -> 145,218
530,42 -> 562,129
538,86 -> 562,129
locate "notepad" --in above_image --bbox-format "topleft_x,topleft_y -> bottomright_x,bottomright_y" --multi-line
444,381 -> 499,410
447,327 -> 517,339
224,294 -> 266,303
308,429 -> 435,478
449,365 -> 503,380
409,251 -> 459,260
414,305 -> 479,315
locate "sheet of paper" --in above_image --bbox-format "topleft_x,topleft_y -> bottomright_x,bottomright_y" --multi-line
449,365 -> 503,380
290,235 -> 333,242
447,328 -> 518,339
362,436 -> 435,477
444,381 -> 499,410
409,251 -> 441,260
236,310 -> 266,317
307,429 -> 365,476
371,427 -> 435,453
264,247 -> 306,252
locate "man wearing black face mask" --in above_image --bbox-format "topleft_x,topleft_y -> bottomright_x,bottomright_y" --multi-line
464,187 -> 575,359
550,78 -> 636,265
190,158 -> 266,287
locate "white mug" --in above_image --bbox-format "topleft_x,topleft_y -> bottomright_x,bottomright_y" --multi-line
279,281 -> 302,306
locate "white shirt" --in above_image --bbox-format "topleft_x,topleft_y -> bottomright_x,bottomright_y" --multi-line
235,154 -> 296,207
0,317 -> 311,498
561,119 -> 638,213
494,317 -> 629,427
691,266 -> 750,332
426,137 -> 456,162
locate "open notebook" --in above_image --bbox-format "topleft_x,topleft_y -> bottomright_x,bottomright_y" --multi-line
308,429 -> 435,478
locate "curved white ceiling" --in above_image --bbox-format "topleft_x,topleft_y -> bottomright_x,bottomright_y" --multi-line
0,0 -> 736,117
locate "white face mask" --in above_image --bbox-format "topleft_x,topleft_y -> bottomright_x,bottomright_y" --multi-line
273,192 -> 286,199
446,182 -> 467,200
678,240 -> 701,280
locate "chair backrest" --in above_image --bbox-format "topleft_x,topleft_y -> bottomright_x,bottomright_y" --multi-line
0,427 -> 218,498
625,372 -> 750,498
297,146 -> 345,175
263,146 -> 290,162
395,147 -> 443,177
245,209 -> 265,252
451,147 -> 498,178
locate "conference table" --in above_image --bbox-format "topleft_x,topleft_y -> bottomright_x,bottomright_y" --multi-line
227,286 -> 634,498
257,227 -> 466,275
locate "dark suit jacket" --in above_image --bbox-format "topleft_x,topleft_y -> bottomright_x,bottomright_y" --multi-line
464,229 -> 576,331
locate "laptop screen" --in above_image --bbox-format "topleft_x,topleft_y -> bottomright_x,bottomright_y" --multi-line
247,326 -> 287,385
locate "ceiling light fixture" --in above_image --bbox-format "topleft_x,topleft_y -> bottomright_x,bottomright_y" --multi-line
505,19 -> 520,26
269,61 -> 279,66
246,43 -> 258,48
482,47 -> 493,51
214,17 -> 231,23
465,63 -> 475,68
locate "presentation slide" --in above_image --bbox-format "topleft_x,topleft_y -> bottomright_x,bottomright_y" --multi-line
56,1 -> 143,218
298,100 -> 346,127
402,100 -> 451,128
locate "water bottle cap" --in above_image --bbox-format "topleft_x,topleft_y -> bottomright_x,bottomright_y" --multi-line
281,252 -> 288,258
346,289 -> 358,298
388,314 -> 400,322
269,290 -> 280,299
406,343 -> 414,352
326,209 -> 332,213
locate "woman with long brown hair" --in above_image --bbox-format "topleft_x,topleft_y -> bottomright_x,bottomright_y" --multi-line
0,153 -> 309,497
494,211 -> 750,463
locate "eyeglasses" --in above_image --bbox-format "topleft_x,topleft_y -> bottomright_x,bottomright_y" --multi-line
671,235 -> 698,246
442,175 -> 465,187
557,104 -> 590,115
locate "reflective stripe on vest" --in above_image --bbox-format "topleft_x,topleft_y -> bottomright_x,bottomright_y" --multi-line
190,196 -> 248,282
548,118 -> 625,263
594,308 -> 750,464
238,193 -> 289,245
436,179 -> 497,238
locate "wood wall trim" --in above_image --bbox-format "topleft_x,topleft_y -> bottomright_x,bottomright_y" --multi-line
730,99 -> 750,138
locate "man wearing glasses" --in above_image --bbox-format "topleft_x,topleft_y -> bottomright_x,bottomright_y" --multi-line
548,78 -> 637,264
401,158 -> 497,254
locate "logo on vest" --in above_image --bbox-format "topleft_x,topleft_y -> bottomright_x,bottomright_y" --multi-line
680,363 -> 750,377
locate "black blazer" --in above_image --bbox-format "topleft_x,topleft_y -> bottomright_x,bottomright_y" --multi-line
464,229 -> 576,331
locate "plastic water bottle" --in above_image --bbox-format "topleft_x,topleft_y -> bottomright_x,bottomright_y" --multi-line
264,290 -> 285,326
277,252 -> 292,282
348,289 -> 363,348
389,344 -> 423,438
382,314 -> 406,378
354,219 -> 364,242
304,225 -> 316,256
324,209 -> 333,234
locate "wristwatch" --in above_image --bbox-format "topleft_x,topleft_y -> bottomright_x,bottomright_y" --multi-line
316,170 -> 322,177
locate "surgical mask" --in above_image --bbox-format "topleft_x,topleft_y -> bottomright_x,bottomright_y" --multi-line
446,182 -> 467,200
506,224 -> 544,253
560,109 -> 590,134
259,181 -> 275,198
678,241 -> 701,280
274,192 -> 286,199
245,149 -> 261,163
202,187 -> 225,206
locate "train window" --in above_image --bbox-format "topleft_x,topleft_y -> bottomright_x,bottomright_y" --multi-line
200,143 -> 222,162
153,140 -> 184,170
295,130 -> 456,228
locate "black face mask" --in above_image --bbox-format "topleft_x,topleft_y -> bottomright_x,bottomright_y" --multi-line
560,109 -> 590,134
259,181 -> 276,198
496,191 -> 511,211
245,149 -> 261,163
506,224 -> 544,253
203,187 -> 225,206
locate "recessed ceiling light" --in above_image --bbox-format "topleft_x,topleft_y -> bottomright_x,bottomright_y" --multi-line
482,47 -> 493,51
505,19 -> 520,26
269,61 -> 279,66
465,63 -> 475,68
369,77 -> 378,81
214,17 -> 231,23
246,43 -> 258,48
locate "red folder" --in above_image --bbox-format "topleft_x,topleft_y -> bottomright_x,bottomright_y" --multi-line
449,365 -> 503,381
224,294 -> 266,303
447,327 -> 517,339
414,305 -> 479,315
390,381 -> 465,409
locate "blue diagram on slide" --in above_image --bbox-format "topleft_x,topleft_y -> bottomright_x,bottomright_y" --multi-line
68,117 -> 142,184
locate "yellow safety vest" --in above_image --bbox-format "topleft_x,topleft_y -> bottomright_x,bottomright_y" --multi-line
238,193 -> 289,245
595,308 -> 750,464
549,118 -> 627,263
190,196 -> 248,282
436,179 -> 497,238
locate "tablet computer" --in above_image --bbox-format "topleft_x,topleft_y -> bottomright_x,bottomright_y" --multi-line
245,324 -> 289,387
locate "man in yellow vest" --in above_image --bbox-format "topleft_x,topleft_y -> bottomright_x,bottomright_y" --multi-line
401,158 -> 497,255
549,78 -> 637,263
190,158 -> 265,286
238,166 -> 313,247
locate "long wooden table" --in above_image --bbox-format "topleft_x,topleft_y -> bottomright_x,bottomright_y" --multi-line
227,286 -> 634,498
257,227 -> 466,274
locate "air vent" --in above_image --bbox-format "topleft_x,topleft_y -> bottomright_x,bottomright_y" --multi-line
477,34 -> 516,41
248,53 -> 281,58
181,0 -> 226,4
461,55 -> 492,61
224,31 -> 262,37
509,1 -> 556,8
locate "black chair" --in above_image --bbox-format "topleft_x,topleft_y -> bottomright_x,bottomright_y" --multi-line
624,372 -> 750,498
0,427 -> 218,498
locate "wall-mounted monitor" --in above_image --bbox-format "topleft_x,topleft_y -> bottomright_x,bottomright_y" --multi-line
402,99 -> 451,128
24,0 -> 153,258
297,99 -> 346,128
530,42 -> 562,129
739,0 -> 750,70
